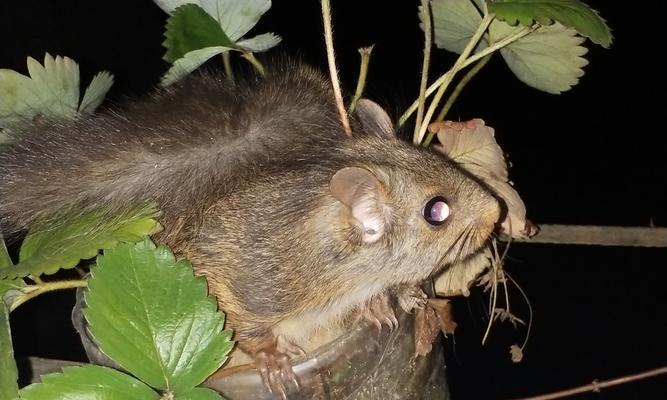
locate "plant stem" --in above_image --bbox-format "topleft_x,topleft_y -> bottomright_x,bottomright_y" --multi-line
241,52 -> 265,77
414,13 -> 494,145
398,20 -> 533,128
9,280 -> 87,312
348,46 -> 374,114
435,54 -> 492,123
413,0 -> 433,145
222,52 -> 235,83
321,0 -> 352,136
462,25 -> 534,69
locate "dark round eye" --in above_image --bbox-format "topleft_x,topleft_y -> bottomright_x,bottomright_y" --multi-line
423,196 -> 450,225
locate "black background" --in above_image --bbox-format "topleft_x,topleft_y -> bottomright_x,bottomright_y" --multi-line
2,1 -> 666,399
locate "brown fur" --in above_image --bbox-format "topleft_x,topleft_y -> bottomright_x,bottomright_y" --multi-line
0,61 -> 500,359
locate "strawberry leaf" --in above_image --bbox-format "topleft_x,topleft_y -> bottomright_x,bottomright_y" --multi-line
0,53 -> 113,129
0,205 -> 160,280
163,4 -> 235,64
84,239 -> 233,393
154,0 -> 272,42
0,302 -> 19,400
161,46 -> 233,87
79,71 -> 114,115
488,0 -> 613,48
19,365 -> 159,400
495,21 -> 588,93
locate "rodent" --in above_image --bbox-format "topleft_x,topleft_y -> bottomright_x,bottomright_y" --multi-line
0,60 -> 501,394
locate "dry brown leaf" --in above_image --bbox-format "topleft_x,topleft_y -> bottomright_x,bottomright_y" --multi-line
431,119 -> 535,239
414,298 -> 459,357
414,305 -> 441,357
434,249 -> 491,296
428,298 -> 458,335
509,344 -> 524,363
494,308 -> 526,328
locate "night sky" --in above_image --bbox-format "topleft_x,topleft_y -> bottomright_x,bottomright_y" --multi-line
2,1 -> 665,399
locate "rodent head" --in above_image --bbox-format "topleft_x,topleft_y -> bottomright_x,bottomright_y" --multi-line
326,100 -> 502,284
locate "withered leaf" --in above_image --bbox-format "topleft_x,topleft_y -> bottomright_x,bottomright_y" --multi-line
428,298 -> 458,335
414,306 -> 441,357
494,308 -> 526,328
414,298 -> 459,357
434,248 -> 491,297
510,344 -> 524,363
431,119 -> 535,239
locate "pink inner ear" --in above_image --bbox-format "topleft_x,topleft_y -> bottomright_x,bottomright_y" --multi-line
329,167 -> 389,243
351,193 -> 386,243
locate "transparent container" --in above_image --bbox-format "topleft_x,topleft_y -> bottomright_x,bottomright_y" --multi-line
73,287 -> 449,399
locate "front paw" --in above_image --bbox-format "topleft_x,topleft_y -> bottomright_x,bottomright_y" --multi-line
253,335 -> 305,399
354,293 -> 399,334
397,286 -> 428,313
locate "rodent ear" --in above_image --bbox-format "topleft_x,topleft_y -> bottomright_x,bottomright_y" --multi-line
354,99 -> 395,139
329,167 -> 391,244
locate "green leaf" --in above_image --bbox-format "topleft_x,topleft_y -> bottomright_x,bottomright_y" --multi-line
84,239 -> 233,393
79,71 -> 114,115
161,46 -> 233,87
176,387 -> 223,400
0,69 -> 46,127
0,302 -> 19,400
492,21 -> 589,93
163,4 -> 235,63
488,0 -> 613,48
154,0 -> 271,41
0,205 -> 160,280
236,32 -> 282,52
428,0 -> 485,54
0,279 -> 25,310
19,365 -> 160,400
25,53 -> 80,120
0,53 -> 114,130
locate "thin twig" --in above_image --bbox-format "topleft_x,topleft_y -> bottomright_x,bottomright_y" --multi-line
507,225 -> 667,248
511,366 -> 667,400
348,45 -> 374,114
321,0 -> 352,136
413,0 -> 433,145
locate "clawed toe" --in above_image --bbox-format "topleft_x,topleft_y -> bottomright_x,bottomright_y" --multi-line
255,346 -> 299,399
357,293 -> 398,334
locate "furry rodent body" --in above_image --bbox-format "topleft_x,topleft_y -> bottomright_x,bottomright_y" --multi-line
0,62 -> 500,381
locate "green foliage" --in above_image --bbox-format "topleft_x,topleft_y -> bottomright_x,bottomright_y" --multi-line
19,366 -> 160,400
429,0 -> 485,54
0,278 -> 25,309
0,206 -> 160,280
174,388 -> 223,400
163,4 -> 235,63
84,239 -> 233,395
488,0 -> 613,48
0,302 -> 19,400
158,0 -> 281,86
493,21 -> 589,94
0,53 -> 113,131
426,0 -> 597,94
